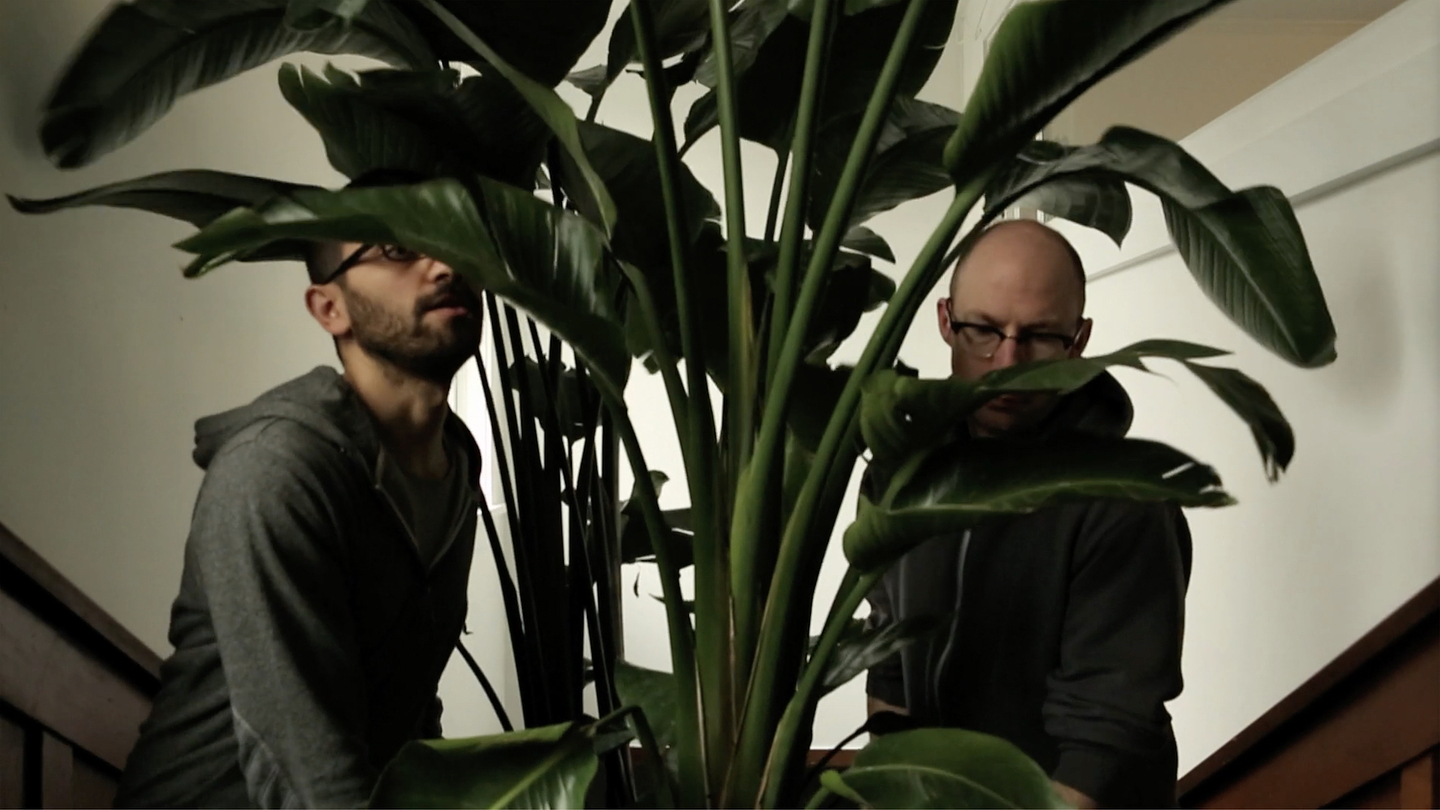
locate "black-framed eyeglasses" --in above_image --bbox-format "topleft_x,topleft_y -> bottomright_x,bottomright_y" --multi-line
947,316 -> 1081,360
324,243 -> 427,282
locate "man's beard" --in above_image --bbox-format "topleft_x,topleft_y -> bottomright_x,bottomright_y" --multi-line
344,282 -> 482,385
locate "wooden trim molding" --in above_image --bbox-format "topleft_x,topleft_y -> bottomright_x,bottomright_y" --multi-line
0,521 -> 161,683
1179,576 -> 1440,808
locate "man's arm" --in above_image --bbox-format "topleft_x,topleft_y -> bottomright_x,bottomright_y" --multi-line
192,429 -> 374,808
1043,503 -> 1191,808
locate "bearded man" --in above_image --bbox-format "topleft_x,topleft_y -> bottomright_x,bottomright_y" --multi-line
116,178 -> 486,808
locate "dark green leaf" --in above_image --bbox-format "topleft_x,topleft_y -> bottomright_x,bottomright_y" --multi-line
369,722 -> 598,809
845,435 -> 1233,572
821,614 -> 945,694
7,169 -> 319,262
823,728 -> 1065,808
693,0 -> 791,88
682,0 -> 959,152
400,0 -> 611,86
1183,362 -> 1293,482
859,339 -> 1229,467
175,178 -> 630,388
810,97 -> 962,229
284,0 -> 372,30
805,251 -> 893,363
564,122 -> 719,281
419,0 -> 618,235
40,0 -> 434,168
510,357 -> 590,442
614,660 -> 679,750
1165,187 -> 1336,367
574,0 -> 711,100
842,225 -> 895,263
944,0 -> 1231,184
980,127 -> 1335,366
278,64 -> 549,186
984,140 -> 1132,246
620,507 -> 694,568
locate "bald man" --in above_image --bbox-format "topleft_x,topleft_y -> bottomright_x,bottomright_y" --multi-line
863,220 -> 1192,809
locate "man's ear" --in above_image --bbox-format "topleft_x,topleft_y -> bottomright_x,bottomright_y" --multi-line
936,297 -> 954,343
1070,317 -> 1093,357
305,284 -> 351,339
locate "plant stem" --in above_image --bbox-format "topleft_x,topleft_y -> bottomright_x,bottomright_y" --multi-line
729,0 -> 841,752
630,4 -> 728,803
618,261 -> 691,459
761,568 -> 879,807
762,146 -> 790,245
455,639 -> 513,732
729,2 -> 932,801
590,370 -> 707,808
736,182 -> 976,806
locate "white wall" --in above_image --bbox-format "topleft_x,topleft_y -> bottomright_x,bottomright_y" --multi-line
0,0 -> 510,739
1047,0 -> 1440,773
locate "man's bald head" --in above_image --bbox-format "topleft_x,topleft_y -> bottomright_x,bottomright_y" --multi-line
937,218 -> 1093,436
949,219 -> 1086,319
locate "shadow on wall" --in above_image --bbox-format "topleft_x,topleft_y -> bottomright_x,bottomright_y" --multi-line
1318,227 -> 1402,409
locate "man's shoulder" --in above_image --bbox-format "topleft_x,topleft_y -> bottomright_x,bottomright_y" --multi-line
202,417 -> 362,495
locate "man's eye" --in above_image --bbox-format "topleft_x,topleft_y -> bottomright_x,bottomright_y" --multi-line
379,244 -> 421,262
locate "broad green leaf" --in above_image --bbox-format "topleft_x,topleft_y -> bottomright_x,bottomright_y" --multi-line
1165,186 -> 1336,367
369,722 -> 598,809
821,614 -> 946,694
620,507 -> 694,568
564,122 -> 719,285
845,435 -> 1233,572
693,0 -> 791,88
7,169 -> 314,229
7,169 -> 319,262
278,64 -> 548,187
174,178 -> 630,388
511,357 -> 590,442
284,0 -> 371,30
1184,362 -> 1293,482
572,0 -> 712,100
614,660 -> 679,750
980,127 -> 1335,367
859,339 -> 1230,466
683,0 -> 959,152
843,225 -> 896,263
418,0 -> 618,236
39,0 -> 435,168
401,0 -> 612,86
944,0 -> 1231,184
984,140 -> 1132,246
809,97 -> 962,229
805,251 -> 894,363
825,728 -> 1066,809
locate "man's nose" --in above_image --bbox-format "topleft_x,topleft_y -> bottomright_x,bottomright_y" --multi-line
990,336 -> 1023,368
424,256 -> 456,282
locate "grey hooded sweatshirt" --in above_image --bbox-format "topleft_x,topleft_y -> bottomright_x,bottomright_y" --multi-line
116,367 -> 480,808
865,373 -> 1192,808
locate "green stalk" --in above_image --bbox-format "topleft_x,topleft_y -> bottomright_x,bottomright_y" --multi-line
762,146 -> 790,245
708,0 -> 755,493
761,570 -> 878,807
618,261 -> 691,462
630,6 -> 729,801
735,183 -> 977,806
765,0 -> 839,386
729,0 -> 840,725
589,371 -> 706,807
728,3 -> 932,802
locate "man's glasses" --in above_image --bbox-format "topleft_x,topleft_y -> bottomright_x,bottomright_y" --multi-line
948,317 -> 1080,360
325,243 -> 426,281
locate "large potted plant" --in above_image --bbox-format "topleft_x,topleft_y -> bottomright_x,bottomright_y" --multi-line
11,0 -> 1336,806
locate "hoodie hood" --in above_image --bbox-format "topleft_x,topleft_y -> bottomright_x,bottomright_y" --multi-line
192,367 -> 481,489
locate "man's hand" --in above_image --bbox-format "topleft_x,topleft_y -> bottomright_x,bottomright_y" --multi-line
1053,780 -> 1097,809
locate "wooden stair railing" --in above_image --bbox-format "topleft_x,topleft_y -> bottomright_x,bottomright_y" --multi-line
0,520 -> 161,809
1179,575 -> 1440,809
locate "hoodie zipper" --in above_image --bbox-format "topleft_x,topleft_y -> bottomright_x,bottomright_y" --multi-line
929,529 -> 973,715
